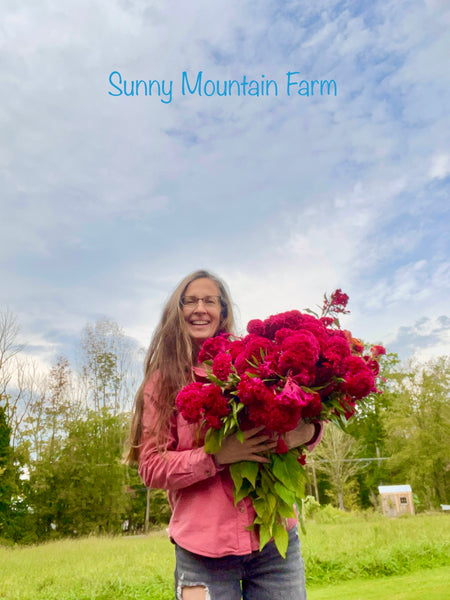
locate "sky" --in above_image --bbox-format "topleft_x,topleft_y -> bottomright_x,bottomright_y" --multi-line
2,0 -> 449,370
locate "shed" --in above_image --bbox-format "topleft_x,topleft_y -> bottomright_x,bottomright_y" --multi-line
378,485 -> 414,517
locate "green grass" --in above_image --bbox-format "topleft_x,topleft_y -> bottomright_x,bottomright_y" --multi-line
0,514 -> 449,599
308,567 -> 450,600
299,511 -> 450,584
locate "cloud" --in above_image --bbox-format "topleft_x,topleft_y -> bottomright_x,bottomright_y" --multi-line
430,155 -> 450,180
1,0 -> 449,368
388,315 -> 450,362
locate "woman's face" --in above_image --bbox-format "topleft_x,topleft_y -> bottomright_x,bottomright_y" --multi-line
181,278 -> 222,348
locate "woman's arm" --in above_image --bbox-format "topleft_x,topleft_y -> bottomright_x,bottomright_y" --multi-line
138,391 -> 220,492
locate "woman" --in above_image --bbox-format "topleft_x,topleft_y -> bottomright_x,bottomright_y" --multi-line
126,270 -> 322,600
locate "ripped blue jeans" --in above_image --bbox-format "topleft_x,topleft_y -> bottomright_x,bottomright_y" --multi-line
174,526 -> 307,600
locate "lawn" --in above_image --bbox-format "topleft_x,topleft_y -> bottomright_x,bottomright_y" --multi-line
0,513 -> 448,599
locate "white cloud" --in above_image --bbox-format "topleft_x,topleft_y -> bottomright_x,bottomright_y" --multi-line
430,154 -> 450,180
1,0 -> 449,367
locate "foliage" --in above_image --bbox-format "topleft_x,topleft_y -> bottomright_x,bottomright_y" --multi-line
29,409 -> 132,538
0,404 -> 16,535
1,306 -> 448,546
0,515 -> 448,599
382,356 -> 450,509
312,426 -> 363,509
345,351 -> 401,508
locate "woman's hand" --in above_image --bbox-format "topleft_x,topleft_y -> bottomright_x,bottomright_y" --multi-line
214,426 -> 278,465
284,420 -> 316,450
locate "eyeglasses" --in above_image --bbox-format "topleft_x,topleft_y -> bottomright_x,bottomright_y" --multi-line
181,295 -> 222,308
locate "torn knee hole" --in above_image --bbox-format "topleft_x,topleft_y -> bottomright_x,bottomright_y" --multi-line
179,584 -> 210,600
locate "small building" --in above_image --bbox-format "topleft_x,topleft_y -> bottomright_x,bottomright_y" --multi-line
378,485 -> 414,517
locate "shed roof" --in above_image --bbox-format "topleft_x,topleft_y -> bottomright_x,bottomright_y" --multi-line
378,485 -> 412,494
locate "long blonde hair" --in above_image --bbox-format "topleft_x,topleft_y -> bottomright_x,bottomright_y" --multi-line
125,270 -> 235,464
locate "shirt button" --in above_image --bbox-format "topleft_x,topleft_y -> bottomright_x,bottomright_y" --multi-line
239,506 -> 245,513
206,470 -> 211,476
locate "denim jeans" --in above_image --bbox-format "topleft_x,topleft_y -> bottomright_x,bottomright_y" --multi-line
174,526 -> 307,600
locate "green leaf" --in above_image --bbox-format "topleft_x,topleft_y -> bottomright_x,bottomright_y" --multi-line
266,493 -> 277,517
203,428 -> 223,454
253,498 -> 267,518
274,481 -> 296,506
304,307 -> 319,318
229,463 -> 243,494
240,461 -> 259,488
278,499 -> 297,519
272,454 -> 297,492
273,522 -> 289,558
259,524 -> 273,551
234,479 -> 253,504
298,512 -> 307,535
329,413 -> 349,432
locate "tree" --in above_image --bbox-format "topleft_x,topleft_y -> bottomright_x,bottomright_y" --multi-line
30,409 -> 132,537
0,404 -> 14,535
346,351 -> 402,508
383,356 -> 450,509
313,425 -> 364,510
79,319 -> 139,413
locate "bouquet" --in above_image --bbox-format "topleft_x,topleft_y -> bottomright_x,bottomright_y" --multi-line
176,290 -> 385,557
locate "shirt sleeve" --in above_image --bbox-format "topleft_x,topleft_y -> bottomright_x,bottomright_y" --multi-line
305,421 -> 324,451
138,375 -> 220,492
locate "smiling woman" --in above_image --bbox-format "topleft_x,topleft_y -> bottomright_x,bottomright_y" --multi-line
181,278 -> 223,350
125,270 -> 318,599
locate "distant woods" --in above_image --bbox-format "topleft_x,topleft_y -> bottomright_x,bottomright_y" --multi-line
0,309 -> 449,543
0,311 -> 169,543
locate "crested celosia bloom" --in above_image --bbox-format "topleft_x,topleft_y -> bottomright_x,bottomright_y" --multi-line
212,352 -> 233,380
197,333 -> 232,362
330,289 -> 349,308
341,356 -> 377,399
175,382 -> 206,422
370,345 -> 386,358
175,290 -> 386,558
176,290 -> 384,450
176,381 -> 230,429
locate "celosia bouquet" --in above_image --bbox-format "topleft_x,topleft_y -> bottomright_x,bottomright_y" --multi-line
175,290 -> 385,557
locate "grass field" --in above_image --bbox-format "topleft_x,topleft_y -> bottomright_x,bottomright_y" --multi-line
0,513 -> 449,599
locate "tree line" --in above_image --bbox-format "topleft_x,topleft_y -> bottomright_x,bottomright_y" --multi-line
0,309 -> 449,543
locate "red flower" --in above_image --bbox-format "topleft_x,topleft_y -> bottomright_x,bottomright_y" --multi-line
322,336 -> 352,376
263,379 -> 317,434
275,437 -> 289,454
198,334 -> 232,362
330,289 -> 349,308
298,454 -> 307,465
175,382 -> 229,429
370,345 -> 386,358
259,310 -> 306,339
247,319 -> 265,336
237,375 -> 274,407
212,353 -> 233,380
342,356 -> 376,399
364,356 -> 380,376
300,391 -> 323,418
320,316 -> 335,327
228,339 -> 246,360
278,331 -> 320,375
201,384 -> 230,429
234,335 -> 275,376
175,382 -> 206,423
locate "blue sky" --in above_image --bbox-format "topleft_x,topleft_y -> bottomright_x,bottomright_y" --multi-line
2,0 -> 449,368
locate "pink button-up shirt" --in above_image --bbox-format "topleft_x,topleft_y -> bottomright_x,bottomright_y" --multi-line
138,367 -> 322,558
